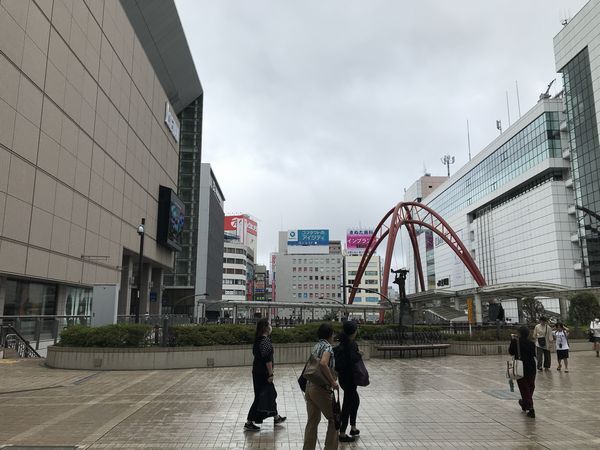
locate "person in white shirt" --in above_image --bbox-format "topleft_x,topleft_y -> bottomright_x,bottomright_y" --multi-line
591,318 -> 600,357
553,322 -> 570,372
533,316 -> 554,371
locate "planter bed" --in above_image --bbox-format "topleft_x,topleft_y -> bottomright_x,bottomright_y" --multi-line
46,341 -> 372,370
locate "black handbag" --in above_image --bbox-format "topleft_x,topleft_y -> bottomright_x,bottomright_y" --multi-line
331,389 -> 341,430
537,337 -> 546,348
588,330 -> 595,343
298,362 -> 308,392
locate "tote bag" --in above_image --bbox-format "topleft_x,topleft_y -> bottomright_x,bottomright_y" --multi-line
353,359 -> 370,387
506,338 -> 524,380
303,354 -> 329,387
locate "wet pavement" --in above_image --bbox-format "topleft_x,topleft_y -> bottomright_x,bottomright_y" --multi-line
1,351 -> 600,449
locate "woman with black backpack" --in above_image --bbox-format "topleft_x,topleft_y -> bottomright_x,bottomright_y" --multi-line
335,320 -> 363,442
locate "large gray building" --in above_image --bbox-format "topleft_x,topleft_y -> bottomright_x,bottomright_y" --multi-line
555,0 -> 600,287
0,0 -> 202,321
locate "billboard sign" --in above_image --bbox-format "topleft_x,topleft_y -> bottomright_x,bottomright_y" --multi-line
287,229 -> 329,246
224,215 -> 257,244
346,229 -> 374,254
157,186 -> 185,251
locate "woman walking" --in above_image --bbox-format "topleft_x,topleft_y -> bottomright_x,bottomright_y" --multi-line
244,319 -> 286,431
303,323 -> 339,450
509,326 -> 537,418
553,322 -> 570,372
336,321 -> 362,443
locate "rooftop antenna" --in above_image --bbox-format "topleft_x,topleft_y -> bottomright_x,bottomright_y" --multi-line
506,91 -> 511,127
539,79 -> 556,101
441,155 -> 455,177
496,120 -> 502,135
515,81 -> 522,118
467,119 -> 472,161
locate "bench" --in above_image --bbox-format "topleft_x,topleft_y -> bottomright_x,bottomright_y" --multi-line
376,343 -> 450,359
373,330 -> 449,359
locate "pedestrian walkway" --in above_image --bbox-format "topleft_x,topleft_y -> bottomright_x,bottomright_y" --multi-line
1,352 -> 600,449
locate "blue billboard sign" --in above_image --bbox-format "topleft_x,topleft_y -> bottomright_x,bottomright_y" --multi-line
288,229 -> 329,246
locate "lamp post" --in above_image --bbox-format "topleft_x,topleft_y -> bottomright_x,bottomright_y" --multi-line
135,218 -> 145,324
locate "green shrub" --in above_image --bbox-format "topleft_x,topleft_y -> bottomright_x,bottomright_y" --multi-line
59,324 -> 153,347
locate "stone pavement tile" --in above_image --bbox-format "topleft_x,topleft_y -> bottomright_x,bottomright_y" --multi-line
1,352 -> 600,448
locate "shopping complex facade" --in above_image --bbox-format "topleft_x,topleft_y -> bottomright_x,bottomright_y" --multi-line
0,1 -> 202,321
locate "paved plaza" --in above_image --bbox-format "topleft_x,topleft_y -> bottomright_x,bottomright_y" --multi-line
1,352 -> 600,449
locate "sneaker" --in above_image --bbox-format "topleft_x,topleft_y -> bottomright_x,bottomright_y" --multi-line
565,370 -> 569,373
526,409 -> 536,418
349,429 -> 360,436
537,368 -> 543,371
339,434 -> 356,442
244,422 -> 260,431
518,399 -> 527,412
274,415 -> 287,425
557,367 -> 561,371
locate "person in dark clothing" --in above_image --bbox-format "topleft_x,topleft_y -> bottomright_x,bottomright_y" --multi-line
245,319 -> 286,431
335,320 -> 362,442
508,325 -> 537,418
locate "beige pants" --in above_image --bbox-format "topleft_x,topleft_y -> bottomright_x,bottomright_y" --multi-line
303,383 -> 338,450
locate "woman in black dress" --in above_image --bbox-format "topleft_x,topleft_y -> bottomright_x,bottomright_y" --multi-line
244,319 -> 286,431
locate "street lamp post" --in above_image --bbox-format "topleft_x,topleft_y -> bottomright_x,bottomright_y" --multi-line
135,218 -> 145,324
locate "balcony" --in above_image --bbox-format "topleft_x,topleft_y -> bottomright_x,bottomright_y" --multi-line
562,147 -> 571,159
574,261 -> 583,271
567,205 -> 576,215
565,177 -> 573,188
571,233 -> 579,243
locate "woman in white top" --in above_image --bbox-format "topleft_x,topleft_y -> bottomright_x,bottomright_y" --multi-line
591,318 -> 600,357
553,322 -> 570,372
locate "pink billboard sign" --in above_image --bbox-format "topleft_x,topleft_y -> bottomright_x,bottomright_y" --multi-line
347,229 -> 374,250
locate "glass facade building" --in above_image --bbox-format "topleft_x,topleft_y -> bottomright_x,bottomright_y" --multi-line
164,96 -> 204,290
428,112 -> 562,218
561,48 -> 600,286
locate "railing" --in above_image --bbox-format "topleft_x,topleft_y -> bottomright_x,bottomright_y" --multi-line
374,328 -> 444,345
0,315 -> 90,350
117,314 -> 192,326
0,324 -> 41,358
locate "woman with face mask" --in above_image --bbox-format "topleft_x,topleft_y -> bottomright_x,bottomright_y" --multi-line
244,319 -> 286,431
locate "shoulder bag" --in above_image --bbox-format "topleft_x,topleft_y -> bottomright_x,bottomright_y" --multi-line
303,354 -> 329,387
507,338 -> 524,380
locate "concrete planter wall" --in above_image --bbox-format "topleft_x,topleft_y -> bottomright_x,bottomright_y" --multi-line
447,339 -> 592,356
46,341 -> 372,370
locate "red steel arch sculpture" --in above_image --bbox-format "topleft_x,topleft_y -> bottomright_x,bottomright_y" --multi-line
348,202 -> 486,305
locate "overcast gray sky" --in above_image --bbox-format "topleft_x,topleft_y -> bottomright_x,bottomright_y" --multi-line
175,0 -> 586,265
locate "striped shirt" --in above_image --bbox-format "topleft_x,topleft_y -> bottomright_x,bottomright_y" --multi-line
311,339 -> 335,370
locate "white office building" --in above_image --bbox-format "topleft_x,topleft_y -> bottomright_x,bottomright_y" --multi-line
405,98 -> 584,322
271,230 -> 343,319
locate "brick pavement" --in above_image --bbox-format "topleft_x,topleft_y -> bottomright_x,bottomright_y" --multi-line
1,352 -> 600,449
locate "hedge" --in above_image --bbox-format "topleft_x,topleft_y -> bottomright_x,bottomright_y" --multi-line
58,324 -> 153,347
57,322 -> 402,348
59,322 -> 565,347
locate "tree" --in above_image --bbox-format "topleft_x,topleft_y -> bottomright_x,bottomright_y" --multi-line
521,297 -> 545,323
568,292 -> 600,325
